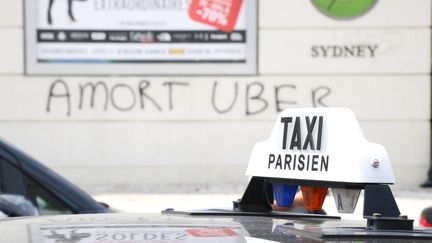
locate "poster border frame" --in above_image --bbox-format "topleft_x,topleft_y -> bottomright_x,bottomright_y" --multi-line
24,0 -> 257,76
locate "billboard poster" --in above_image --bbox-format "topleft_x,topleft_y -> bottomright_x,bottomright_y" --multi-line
25,0 -> 257,75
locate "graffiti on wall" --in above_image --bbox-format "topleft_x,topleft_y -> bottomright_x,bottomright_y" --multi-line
46,79 -> 331,117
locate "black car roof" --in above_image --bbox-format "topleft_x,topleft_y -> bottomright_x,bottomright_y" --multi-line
2,213 -> 432,242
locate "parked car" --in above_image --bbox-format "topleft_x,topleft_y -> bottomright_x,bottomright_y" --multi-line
0,139 -> 110,216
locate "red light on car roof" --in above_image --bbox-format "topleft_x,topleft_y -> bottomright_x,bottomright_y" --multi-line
301,186 -> 328,211
420,207 -> 432,228
420,216 -> 432,228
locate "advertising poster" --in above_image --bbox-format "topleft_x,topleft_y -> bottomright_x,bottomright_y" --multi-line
25,0 -> 257,75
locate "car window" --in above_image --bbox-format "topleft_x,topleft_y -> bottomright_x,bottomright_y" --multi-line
22,173 -> 73,215
0,156 -> 26,195
0,155 -> 72,215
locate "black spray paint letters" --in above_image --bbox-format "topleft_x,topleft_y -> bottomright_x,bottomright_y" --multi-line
211,82 -> 331,115
46,80 -> 332,116
46,79 -> 188,116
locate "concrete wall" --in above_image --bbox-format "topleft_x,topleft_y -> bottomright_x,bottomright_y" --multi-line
0,0 -> 430,190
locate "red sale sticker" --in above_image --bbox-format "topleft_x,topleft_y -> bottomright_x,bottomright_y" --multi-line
186,228 -> 239,237
189,0 -> 243,32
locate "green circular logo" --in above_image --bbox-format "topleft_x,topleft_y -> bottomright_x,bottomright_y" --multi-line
311,0 -> 377,20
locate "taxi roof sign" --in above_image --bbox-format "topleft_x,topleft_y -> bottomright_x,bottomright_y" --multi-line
166,108 -> 414,231
246,108 -> 394,185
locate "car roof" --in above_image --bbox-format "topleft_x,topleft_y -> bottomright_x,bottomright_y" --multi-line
1,213 -> 432,242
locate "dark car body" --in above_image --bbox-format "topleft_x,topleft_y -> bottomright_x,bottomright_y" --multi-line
2,212 -> 432,242
0,139 -> 109,215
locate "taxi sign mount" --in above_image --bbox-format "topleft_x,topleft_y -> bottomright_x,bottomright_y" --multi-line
233,108 -> 413,231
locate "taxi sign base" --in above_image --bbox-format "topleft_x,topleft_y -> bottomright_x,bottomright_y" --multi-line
232,177 -> 327,215
362,184 -> 413,231
363,185 -> 400,217
366,216 -> 414,231
234,177 -> 414,231
162,208 -> 340,219
232,177 -> 273,213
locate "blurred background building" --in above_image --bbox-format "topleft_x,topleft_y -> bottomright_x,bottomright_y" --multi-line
0,0 -> 430,191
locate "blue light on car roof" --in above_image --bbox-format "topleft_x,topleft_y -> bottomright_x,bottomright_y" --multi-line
272,183 -> 298,207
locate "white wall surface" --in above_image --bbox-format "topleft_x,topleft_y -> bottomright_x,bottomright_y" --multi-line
260,0 -> 431,28
260,29 -> 431,74
0,29 -> 23,74
0,76 -> 428,120
0,0 -> 429,190
0,0 -> 22,27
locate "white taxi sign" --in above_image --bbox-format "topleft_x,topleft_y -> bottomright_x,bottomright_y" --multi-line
246,108 -> 394,184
